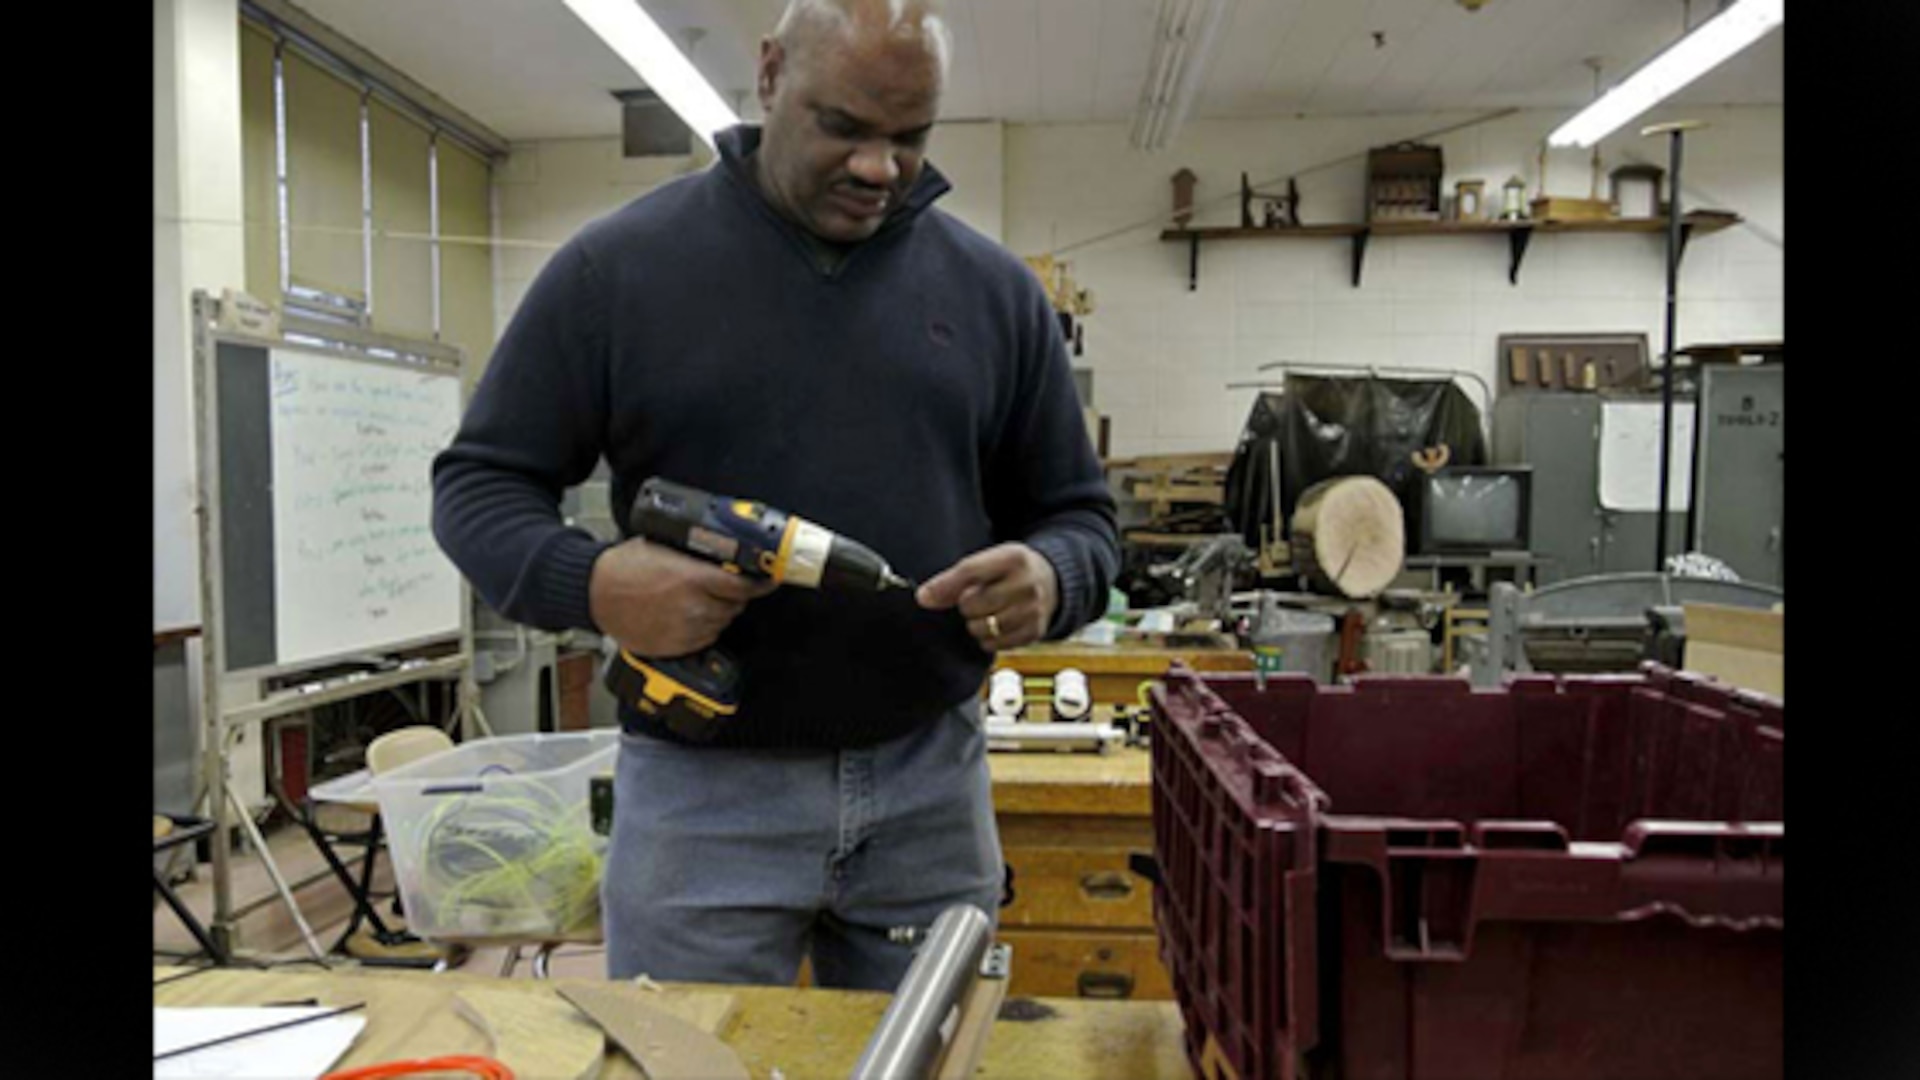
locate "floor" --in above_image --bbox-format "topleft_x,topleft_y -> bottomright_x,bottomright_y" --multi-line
153,806 -> 610,981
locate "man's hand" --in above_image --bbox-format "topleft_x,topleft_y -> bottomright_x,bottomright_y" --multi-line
916,543 -> 1059,652
589,538 -> 777,658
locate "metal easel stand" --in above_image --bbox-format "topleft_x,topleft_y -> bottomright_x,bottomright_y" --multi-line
197,658 -> 488,963
188,289 -> 487,965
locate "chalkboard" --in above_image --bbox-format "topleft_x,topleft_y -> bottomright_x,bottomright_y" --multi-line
211,337 -> 463,674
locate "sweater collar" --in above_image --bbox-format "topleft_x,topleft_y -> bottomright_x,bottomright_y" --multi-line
714,124 -> 951,233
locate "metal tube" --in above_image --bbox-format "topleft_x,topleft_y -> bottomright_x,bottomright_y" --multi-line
850,905 -> 992,1080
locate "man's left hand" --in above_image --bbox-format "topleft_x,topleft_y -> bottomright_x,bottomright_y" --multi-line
916,543 -> 1059,652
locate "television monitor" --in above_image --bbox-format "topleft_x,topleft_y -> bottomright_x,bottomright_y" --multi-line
1418,467 -> 1532,554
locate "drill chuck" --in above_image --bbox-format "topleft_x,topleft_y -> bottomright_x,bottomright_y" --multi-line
820,532 -> 915,593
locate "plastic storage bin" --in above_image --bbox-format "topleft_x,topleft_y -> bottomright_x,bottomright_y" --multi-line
1149,664 -> 1782,1080
371,730 -> 618,943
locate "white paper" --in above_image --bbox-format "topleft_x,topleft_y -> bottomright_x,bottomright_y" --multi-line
268,349 -> 463,667
154,1007 -> 365,1079
1599,401 -> 1695,512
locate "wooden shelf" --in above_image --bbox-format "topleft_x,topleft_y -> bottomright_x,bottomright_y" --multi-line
1161,210 -> 1742,290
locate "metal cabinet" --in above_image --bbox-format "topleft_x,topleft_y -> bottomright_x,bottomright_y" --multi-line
1694,365 -> 1784,586
1493,393 -> 1689,584
1602,507 -> 1689,575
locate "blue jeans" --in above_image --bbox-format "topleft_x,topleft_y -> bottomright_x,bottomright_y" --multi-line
601,701 -> 1003,991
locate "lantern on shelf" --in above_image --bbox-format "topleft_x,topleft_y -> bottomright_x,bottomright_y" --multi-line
1500,175 -> 1528,221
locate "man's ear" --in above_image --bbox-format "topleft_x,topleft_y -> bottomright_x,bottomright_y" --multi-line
757,38 -> 783,112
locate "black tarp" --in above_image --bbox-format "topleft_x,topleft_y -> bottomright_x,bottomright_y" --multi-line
1224,374 -> 1488,550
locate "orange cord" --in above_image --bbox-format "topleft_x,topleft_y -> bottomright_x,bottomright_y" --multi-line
321,1055 -> 515,1080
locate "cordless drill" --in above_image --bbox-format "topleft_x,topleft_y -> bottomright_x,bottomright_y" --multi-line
602,477 -> 915,742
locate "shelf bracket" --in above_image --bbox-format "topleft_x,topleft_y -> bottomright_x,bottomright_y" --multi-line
1677,221 -> 1696,266
1187,232 -> 1200,292
1507,226 -> 1534,285
1351,229 -> 1371,288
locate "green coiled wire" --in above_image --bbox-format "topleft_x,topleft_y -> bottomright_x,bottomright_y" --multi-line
413,777 -> 603,937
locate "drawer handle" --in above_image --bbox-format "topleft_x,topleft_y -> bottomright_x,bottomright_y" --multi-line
1078,971 -> 1134,999
1079,872 -> 1135,901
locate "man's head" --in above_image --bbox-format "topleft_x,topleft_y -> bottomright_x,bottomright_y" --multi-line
754,0 -> 951,244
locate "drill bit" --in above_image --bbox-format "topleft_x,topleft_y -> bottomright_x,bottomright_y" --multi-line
880,568 -> 916,591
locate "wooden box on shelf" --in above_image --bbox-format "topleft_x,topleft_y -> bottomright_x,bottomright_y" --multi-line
1367,142 -> 1443,222
1529,196 -> 1614,223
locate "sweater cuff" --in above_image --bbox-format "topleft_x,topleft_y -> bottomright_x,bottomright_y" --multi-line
530,530 -> 614,634
1027,532 -> 1095,641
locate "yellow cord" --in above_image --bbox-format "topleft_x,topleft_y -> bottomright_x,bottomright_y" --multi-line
402,777 -> 604,937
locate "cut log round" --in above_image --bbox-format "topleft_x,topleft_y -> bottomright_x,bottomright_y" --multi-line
1291,476 -> 1406,598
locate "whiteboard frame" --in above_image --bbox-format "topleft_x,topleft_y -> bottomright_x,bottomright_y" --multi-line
189,289 -> 489,959
198,318 -> 466,680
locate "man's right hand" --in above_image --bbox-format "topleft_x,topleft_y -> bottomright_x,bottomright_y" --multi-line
588,538 -> 778,658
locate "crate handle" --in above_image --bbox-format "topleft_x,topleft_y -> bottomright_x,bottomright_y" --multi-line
1077,971 -> 1134,999
1127,852 -> 1163,888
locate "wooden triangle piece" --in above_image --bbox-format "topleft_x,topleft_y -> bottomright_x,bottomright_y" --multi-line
557,983 -> 751,1080
455,986 -> 605,1080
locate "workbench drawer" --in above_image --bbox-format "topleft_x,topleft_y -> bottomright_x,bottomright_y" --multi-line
1000,845 -> 1155,930
998,929 -> 1172,1001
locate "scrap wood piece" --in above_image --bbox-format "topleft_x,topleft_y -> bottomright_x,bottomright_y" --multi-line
558,984 -> 750,1080
455,987 -> 605,1080
632,985 -> 741,1039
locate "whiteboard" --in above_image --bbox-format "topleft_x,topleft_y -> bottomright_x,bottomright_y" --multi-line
1599,401 -> 1695,512
265,347 -> 462,667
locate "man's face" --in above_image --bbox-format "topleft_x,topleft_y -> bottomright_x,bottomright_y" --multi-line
755,28 -> 942,244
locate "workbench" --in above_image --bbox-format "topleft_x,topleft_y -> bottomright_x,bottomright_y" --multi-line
984,642 -> 1250,1003
151,963 -> 1193,1079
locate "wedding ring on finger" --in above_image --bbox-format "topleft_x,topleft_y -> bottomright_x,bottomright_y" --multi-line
986,614 -> 1001,639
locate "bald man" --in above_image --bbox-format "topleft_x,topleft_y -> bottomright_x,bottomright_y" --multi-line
432,0 -> 1118,990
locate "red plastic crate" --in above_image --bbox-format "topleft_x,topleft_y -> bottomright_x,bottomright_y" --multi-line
1149,664 -> 1782,1080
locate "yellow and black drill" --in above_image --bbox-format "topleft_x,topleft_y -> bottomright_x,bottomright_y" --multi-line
602,477 -> 915,742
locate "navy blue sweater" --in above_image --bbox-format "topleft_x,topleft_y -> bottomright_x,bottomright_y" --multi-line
432,126 -> 1118,749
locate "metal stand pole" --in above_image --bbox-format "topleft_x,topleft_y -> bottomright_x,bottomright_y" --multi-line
228,785 -> 330,962
1644,120 -> 1704,572
1655,127 -> 1683,571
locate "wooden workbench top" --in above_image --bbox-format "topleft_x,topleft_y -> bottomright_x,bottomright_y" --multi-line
152,963 -> 1191,1079
989,746 -> 1153,818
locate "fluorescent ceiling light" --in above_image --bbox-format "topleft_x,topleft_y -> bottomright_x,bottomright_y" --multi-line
1131,0 -> 1231,152
561,0 -> 739,150
1548,0 -> 1782,148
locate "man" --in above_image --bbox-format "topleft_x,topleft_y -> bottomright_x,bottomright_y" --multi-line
431,0 -> 1117,991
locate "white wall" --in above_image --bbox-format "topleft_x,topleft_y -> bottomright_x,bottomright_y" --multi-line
1005,106 -> 1783,458
155,0 -> 246,632
493,137 -> 714,354
492,121 -> 1007,353
927,120 -> 1005,245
